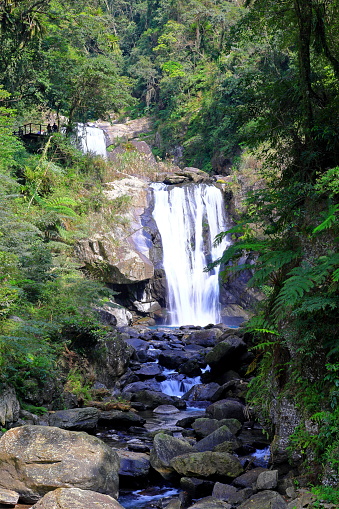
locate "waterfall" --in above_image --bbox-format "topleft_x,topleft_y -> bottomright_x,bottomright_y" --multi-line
151,183 -> 229,326
76,124 -> 107,158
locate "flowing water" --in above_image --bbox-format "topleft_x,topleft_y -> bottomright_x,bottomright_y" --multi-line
151,183 -> 229,326
75,124 -> 107,158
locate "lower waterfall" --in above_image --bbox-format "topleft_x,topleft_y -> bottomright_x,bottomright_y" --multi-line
151,182 -> 229,326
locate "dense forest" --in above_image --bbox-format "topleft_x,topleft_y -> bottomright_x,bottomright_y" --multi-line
1,0 -> 339,503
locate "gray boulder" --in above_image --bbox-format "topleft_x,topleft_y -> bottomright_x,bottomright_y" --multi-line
150,432 -> 194,480
130,389 -> 186,410
206,399 -> 246,423
187,496 -> 232,508
158,350 -> 192,369
192,418 -> 241,438
233,468 -> 267,489
237,490 -> 287,509
205,337 -> 247,373
182,383 -> 220,401
48,407 -> 99,430
256,470 -> 278,490
116,450 -> 150,478
98,410 -> 145,428
170,451 -> 243,479
31,488 -> 124,509
0,425 -> 120,503
194,426 -> 239,453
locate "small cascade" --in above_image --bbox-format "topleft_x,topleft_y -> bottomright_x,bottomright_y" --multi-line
151,183 -> 230,326
76,123 -> 107,158
160,370 -> 202,398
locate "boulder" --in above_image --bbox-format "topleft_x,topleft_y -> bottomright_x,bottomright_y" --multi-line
133,363 -> 162,377
192,418 -> 242,438
122,380 -> 162,393
205,337 -> 247,373
48,407 -> 99,430
0,425 -> 119,503
185,328 -> 223,347
153,405 -> 180,414
237,490 -> 287,509
97,410 -> 146,428
212,482 -> 237,501
158,350 -> 192,369
129,389 -> 186,410
194,426 -> 238,453
116,450 -> 150,478
93,335 -> 134,386
170,451 -> 243,479
180,477 -> 214,500
0,488 -> 19,506
206,399 -> 246,423
256,470 -> 278,490
31,487 -> 124,509
182,383 -> 220,402
150,433 -> 194,480
0,386 -> 20,428
233,468 -> 267,489
187,496 -> 232,508
210,380 -> 248,401
212,482 -> 253,507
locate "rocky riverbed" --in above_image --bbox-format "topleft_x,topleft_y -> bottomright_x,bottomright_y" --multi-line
0,324 -> 322,509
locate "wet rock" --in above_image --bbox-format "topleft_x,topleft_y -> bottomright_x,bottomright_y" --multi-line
0,488 -> 19,505
48,407 -> 99,430
205,337 -> 247,374
237,490 -> 287,509
185,328 -> 223,347
182,383 -> 220,401
150,432 -> 194,480
179,359 -> 203,377
176,415 -> 205,428
206,399 -> 246,423
116,449 -> 150,478
194,426 -> 239,453
129,389 -> 186,410
0,386 -> 20,428
180,477 -> 214,500
187,496 -> 232,508
154,405 -> 181,414
256,470 -> 278,490
125,337 -> 149,362
170,451 -> 243,479
210,380 -> 248,401
212,482 -> 237,500
122,380 -> 162,393
0,425 -> 120,503
30,487 -> 124,509
192,418 -> 242,438
98,410 -> 146,428
233,467 -> 267,489
159,350 -> 192,369
133,363 -> 162,377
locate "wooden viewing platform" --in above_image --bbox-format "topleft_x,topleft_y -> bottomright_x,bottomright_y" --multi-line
13,123 -> 59,137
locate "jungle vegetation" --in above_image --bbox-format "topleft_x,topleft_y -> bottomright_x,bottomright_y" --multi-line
0,0 -> 339,500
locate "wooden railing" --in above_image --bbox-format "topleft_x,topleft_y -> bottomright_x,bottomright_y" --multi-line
13,123 -> 59,137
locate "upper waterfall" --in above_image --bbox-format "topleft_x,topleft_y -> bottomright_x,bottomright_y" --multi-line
151,182 -> 229,326
76,124 -> 107,158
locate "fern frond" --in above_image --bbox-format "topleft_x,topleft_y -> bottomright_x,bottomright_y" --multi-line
293,296 -> 339,314
313,204 -> 339,234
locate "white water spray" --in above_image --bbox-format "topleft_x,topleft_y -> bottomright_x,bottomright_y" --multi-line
151,183 -> 229,326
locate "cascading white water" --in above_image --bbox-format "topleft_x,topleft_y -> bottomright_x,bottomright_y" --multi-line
76,124 -> 107,158
151,183 -> 229,326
